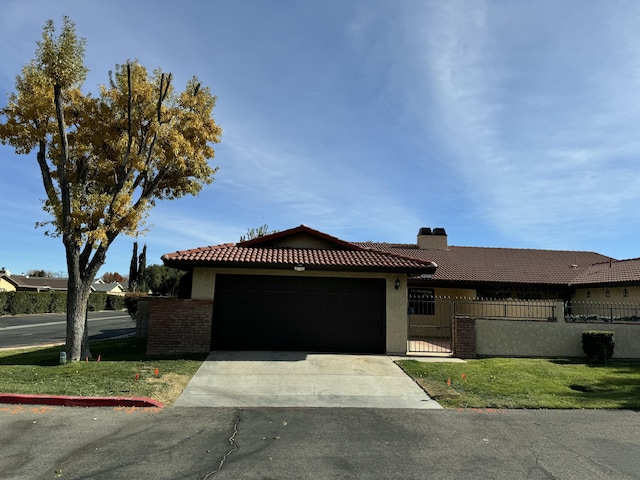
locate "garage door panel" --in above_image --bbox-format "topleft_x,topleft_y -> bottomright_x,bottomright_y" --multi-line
212,275 -> 385,353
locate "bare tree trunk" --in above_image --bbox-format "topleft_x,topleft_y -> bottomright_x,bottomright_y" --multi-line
66,283 -> 91,361
81,313 -> 92,360
65,261 -> 93,361
64,240 -> 94,361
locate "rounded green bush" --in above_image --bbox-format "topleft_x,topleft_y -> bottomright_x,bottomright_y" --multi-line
582,330 -> 615,362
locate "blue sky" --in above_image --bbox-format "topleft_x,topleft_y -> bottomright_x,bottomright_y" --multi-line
1,0 -> 640,277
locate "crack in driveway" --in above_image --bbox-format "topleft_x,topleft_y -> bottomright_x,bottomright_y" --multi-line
203,410 -> 242,479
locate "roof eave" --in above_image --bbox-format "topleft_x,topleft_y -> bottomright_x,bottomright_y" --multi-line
162,259 -> 436,275
415,278 -> 574,289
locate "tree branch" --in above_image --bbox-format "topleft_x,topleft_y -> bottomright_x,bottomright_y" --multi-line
53,84 -> 72,233
78,240 -> 93,272
36,140 -> 57,205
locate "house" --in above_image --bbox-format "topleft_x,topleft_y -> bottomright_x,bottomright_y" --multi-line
159,224 -> 437,354
0,270 -> 127,297
91,280 -> 127,296
146,225 -> 640,358
0,271 -> 68,292
570,257 -> 640,302
356,228 -> 612,302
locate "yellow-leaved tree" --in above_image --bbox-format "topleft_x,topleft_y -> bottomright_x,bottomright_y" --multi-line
0,17 -> 222,361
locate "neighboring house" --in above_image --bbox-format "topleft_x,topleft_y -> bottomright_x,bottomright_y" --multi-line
0,273 -> 68,292
91,281 -> 127,296
161,224 -> 437,354
0,273 -> 127,296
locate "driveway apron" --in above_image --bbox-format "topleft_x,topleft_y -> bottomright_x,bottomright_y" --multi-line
173,351 -> 442,409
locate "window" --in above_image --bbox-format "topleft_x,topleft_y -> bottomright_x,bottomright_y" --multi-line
408,288 -> 435,315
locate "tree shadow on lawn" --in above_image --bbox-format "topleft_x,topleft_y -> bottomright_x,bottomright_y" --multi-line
0,337 -> 207,366
550,358 -> 640,410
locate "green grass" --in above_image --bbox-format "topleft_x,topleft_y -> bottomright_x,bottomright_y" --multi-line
4,342 -> 639,409
0,337 -> 207,405
397,358 -> 640,409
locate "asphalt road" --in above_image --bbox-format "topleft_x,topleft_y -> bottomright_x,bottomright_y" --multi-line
0,311 -> 135,349
0,406 -> 639,479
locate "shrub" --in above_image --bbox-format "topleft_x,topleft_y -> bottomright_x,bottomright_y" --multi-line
7,292 -> 52,315
0,291 -> 130,315
582,331 -> 615,363
88,292 -> 107,311
123,294 -> 143,321
106,294 -> 126,311
49,292 -> 67,313
0,292 -> 8,315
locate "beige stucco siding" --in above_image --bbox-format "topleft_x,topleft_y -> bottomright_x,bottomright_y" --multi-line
191,268 -> 216,300
191,267 -> 409,354
0,277 -> 16,292
573,286 -> 640,303
433,287 -> 477,298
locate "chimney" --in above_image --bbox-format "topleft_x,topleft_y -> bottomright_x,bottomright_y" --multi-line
417,227 -> 448,250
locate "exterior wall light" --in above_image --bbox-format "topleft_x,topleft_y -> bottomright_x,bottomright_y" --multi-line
606,289 -> 610,297
395,278 -> 401,290
624,288 -> 629,297
294,264 -> 305,272
586,290 -> 591,298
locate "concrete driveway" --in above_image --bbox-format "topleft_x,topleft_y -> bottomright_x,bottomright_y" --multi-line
174,351 -> 442,409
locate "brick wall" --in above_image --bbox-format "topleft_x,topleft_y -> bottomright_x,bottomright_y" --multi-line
453,316 -> 477,359
135,298 -> 149,337
145,298 -> 213,355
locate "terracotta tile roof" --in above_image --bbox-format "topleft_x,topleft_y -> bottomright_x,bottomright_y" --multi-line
162,244 -> 437,273
355,243 -> 611,286
570,258 -> 640,285
163,225 -> 437,273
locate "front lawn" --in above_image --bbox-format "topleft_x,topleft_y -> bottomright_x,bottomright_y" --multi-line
397,357 -> 640,409
0,337 -> 207,405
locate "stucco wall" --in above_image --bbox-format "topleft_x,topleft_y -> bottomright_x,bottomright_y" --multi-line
476,317 -> 640,358
573,286 -> 640,303
385,276 -> 408,354
191,267 -> 408,354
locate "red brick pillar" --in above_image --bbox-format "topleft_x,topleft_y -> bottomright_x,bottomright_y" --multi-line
453,316 -> 477,359
146,298 -> 213,355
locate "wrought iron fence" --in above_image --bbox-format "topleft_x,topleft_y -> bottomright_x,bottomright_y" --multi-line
446,297 -> 558,321
406,296 -> 640,355
406,296 -> 559,354
565,301 -> 640,323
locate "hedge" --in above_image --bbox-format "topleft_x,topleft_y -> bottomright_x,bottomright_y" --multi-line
0,291 -> 127,316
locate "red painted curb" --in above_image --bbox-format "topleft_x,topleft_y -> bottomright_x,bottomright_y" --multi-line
0,393 -> 163,408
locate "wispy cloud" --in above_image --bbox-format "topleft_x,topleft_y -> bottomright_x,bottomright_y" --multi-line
5,0 -> 640,275
216,122 -> 423,239
366,0 -> 640,248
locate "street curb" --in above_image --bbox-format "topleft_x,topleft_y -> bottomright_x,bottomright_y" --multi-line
0,393 -> 163,408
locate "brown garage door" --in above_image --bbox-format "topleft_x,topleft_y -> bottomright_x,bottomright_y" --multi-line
212,274 -> 385,353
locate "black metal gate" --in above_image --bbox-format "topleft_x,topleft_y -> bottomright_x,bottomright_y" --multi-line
407,292 -> 452,354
